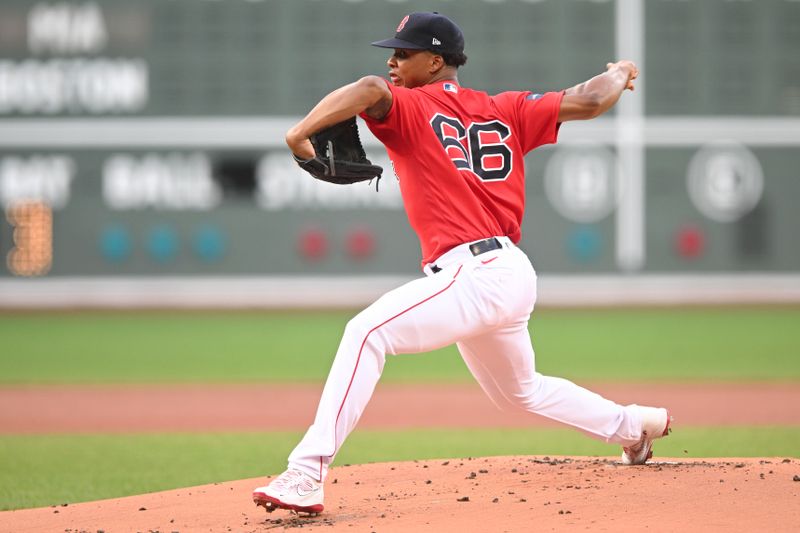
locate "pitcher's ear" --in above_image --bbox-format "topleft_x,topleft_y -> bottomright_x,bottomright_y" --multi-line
429,53 -> 445,73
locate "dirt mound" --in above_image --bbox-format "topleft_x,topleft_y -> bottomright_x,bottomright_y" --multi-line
2,456 -> 798,532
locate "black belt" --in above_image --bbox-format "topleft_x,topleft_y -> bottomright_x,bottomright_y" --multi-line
431,237 -> 503,273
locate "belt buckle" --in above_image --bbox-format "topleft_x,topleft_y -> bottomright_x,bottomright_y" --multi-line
470,237 -> 500,257
432,238 -> 501,273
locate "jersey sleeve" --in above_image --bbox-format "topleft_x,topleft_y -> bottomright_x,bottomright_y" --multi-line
496,90 -> 563,154
359,79 -> 418,142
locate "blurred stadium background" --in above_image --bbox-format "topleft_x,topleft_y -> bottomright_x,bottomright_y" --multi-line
0,0 -> 799,306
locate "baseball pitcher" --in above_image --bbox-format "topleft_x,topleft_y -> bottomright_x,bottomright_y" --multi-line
253,11 -> 671,516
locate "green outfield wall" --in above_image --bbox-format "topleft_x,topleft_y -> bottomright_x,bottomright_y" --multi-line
1,0 -> 799,281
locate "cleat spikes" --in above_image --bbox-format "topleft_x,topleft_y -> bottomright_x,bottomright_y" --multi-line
253,498 -> 278,513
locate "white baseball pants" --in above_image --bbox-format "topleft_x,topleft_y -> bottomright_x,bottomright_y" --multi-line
288,237 -> 644,481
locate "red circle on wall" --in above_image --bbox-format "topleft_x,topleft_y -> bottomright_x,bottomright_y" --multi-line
346,227 -> 376,260
297,228 -> 328,261
675,225 -> 706,259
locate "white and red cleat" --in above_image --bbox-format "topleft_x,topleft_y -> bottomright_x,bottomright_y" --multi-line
253,468 -> 324,515
622,407 -> 672,465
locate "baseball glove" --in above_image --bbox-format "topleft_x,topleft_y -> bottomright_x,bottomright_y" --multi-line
292,117 -> 383,186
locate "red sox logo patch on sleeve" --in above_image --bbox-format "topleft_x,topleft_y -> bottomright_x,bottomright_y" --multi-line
396,15 -> 410,32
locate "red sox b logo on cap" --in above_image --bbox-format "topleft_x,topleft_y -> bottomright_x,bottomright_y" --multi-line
396,15 -> 410,32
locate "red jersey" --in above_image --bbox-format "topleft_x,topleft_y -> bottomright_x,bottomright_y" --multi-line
360,79 -> 562,267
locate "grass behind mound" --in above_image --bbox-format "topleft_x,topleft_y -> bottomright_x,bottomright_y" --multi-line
1,307 -> 799,383
1,427 -> 798,511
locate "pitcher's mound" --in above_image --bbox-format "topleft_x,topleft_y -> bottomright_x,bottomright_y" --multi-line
2,456 -> 798,532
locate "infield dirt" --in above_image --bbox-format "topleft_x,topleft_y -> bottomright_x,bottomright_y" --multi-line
2,382 -> 799,432
1,456 -> 798,532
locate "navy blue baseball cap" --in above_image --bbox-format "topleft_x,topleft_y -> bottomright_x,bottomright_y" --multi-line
371,12 -> 464,55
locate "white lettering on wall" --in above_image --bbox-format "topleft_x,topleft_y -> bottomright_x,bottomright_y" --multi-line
255,153 -> 402,210
28,2 -> 108,54
103,153 -> 221,210
0,155 -> 75,209
0,59 -> 148,114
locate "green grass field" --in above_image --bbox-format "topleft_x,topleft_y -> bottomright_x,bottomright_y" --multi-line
1,307 -> 799,510
2,307 -> 799,383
